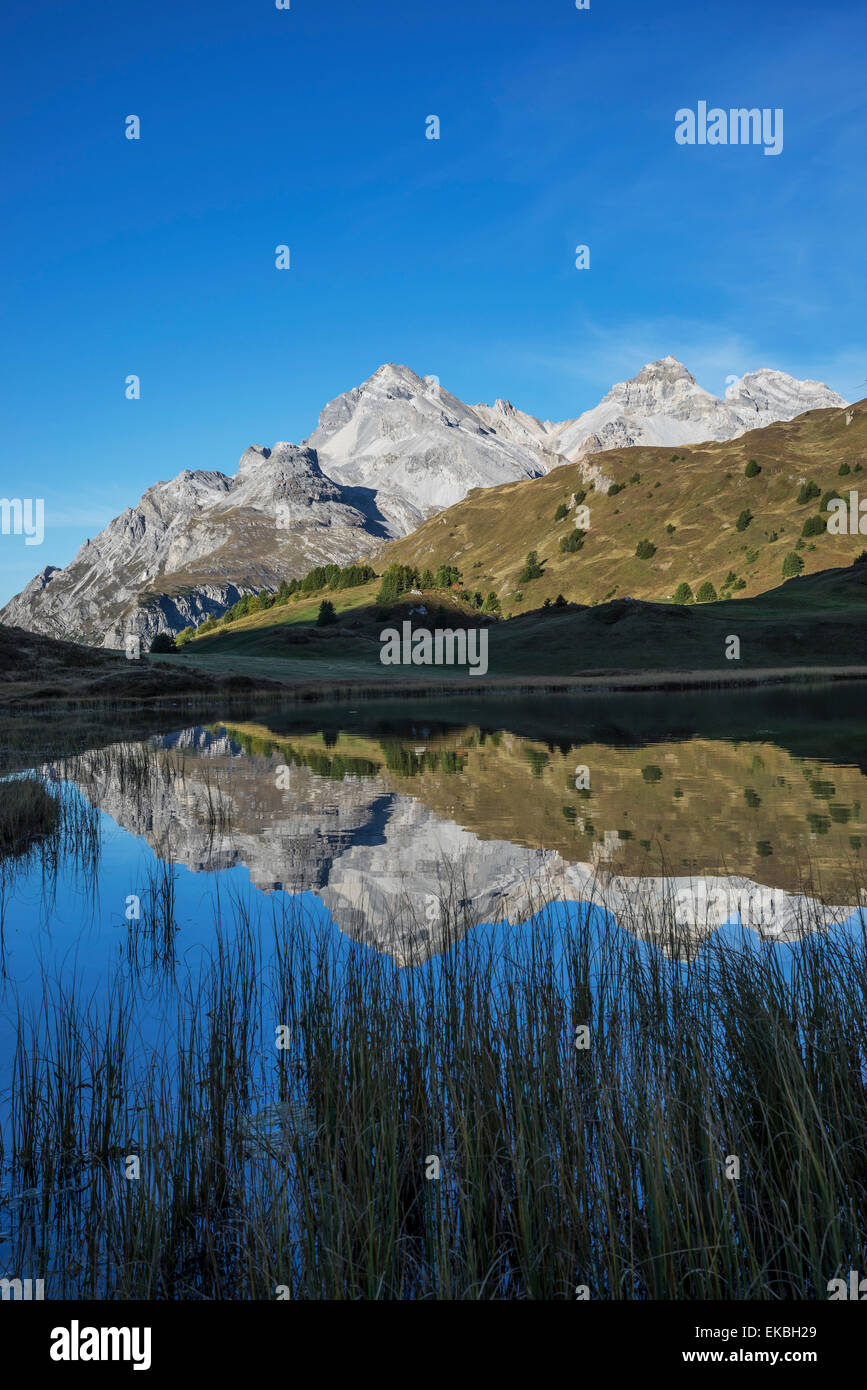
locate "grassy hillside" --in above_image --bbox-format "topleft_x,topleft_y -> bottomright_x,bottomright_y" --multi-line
378,398 -> 867,611
178,559 -> 867,681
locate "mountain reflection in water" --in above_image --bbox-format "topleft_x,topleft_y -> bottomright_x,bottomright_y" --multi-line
40,684 -> 867,962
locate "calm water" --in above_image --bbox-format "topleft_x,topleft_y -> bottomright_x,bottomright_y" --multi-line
2,685 -> 867,1296
2,685 -> 866,1000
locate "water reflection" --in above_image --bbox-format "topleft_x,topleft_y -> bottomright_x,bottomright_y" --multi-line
37,687 -> 867,961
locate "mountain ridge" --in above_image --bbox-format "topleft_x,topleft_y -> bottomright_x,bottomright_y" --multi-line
1,356 -> 846,647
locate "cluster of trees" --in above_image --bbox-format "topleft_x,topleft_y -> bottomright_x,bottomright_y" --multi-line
796,481 -> 821,506
462,590 -> 501,613
287,562 -> 377,597
377,562 -> 463,604
181,561 -> 379,638
672,581 -> 719,604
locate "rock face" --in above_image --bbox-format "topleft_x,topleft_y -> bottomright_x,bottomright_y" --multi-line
1,448 -> 389,649
2,358 -> 846,646
543,356 -> 846,462
304,363 -> 557,517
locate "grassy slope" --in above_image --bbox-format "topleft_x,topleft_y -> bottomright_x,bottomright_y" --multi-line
379,398 -> 867,610
177,560 -> 867,681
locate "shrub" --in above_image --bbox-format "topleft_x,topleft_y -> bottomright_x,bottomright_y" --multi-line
695,581 -> 718,603
673,582 -> 693,604
554,502 -> 569,522
150,633 -> 176,653
635,538 -> 657,559
735,509 -> 753,532
820,490 -> 843,512
745,548 -> 759,565
782,551 -> 804,578
642,765 -> 663,783
745,459 -> 761,478
796,481 -> 820,505
518,550 -> 544,583
316,599 -> 337,626
608,482 -> 625,496
839,462 -> 852,476
482,591 -> 501,614
731,578 -> 747,592
666,523 -> 676,534
572,489 -> 587,507
629,472 -> 641,484
559,529 -> 585,554
801,514 -> 826,538
723,570 -> 738,588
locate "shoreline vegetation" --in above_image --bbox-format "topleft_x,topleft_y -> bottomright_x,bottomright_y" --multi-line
3,878 -> 866,1299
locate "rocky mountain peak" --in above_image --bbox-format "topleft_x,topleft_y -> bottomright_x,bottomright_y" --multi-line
1,354 -> 848,649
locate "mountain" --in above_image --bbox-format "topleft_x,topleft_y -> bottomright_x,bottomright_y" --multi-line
1,445 -> 393,649
1,358 -> 846,647
304,362 -> 556,515
543,357 -> 846,468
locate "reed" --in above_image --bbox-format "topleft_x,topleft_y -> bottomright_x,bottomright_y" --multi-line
2,874 -> 866,1300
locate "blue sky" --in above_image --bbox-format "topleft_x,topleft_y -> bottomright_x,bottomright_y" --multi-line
1,0 -> 865,604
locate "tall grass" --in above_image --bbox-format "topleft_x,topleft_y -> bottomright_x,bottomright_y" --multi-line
2,878 -> 866,1300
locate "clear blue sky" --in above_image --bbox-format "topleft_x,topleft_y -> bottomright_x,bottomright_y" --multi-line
1,0 -> 865,604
